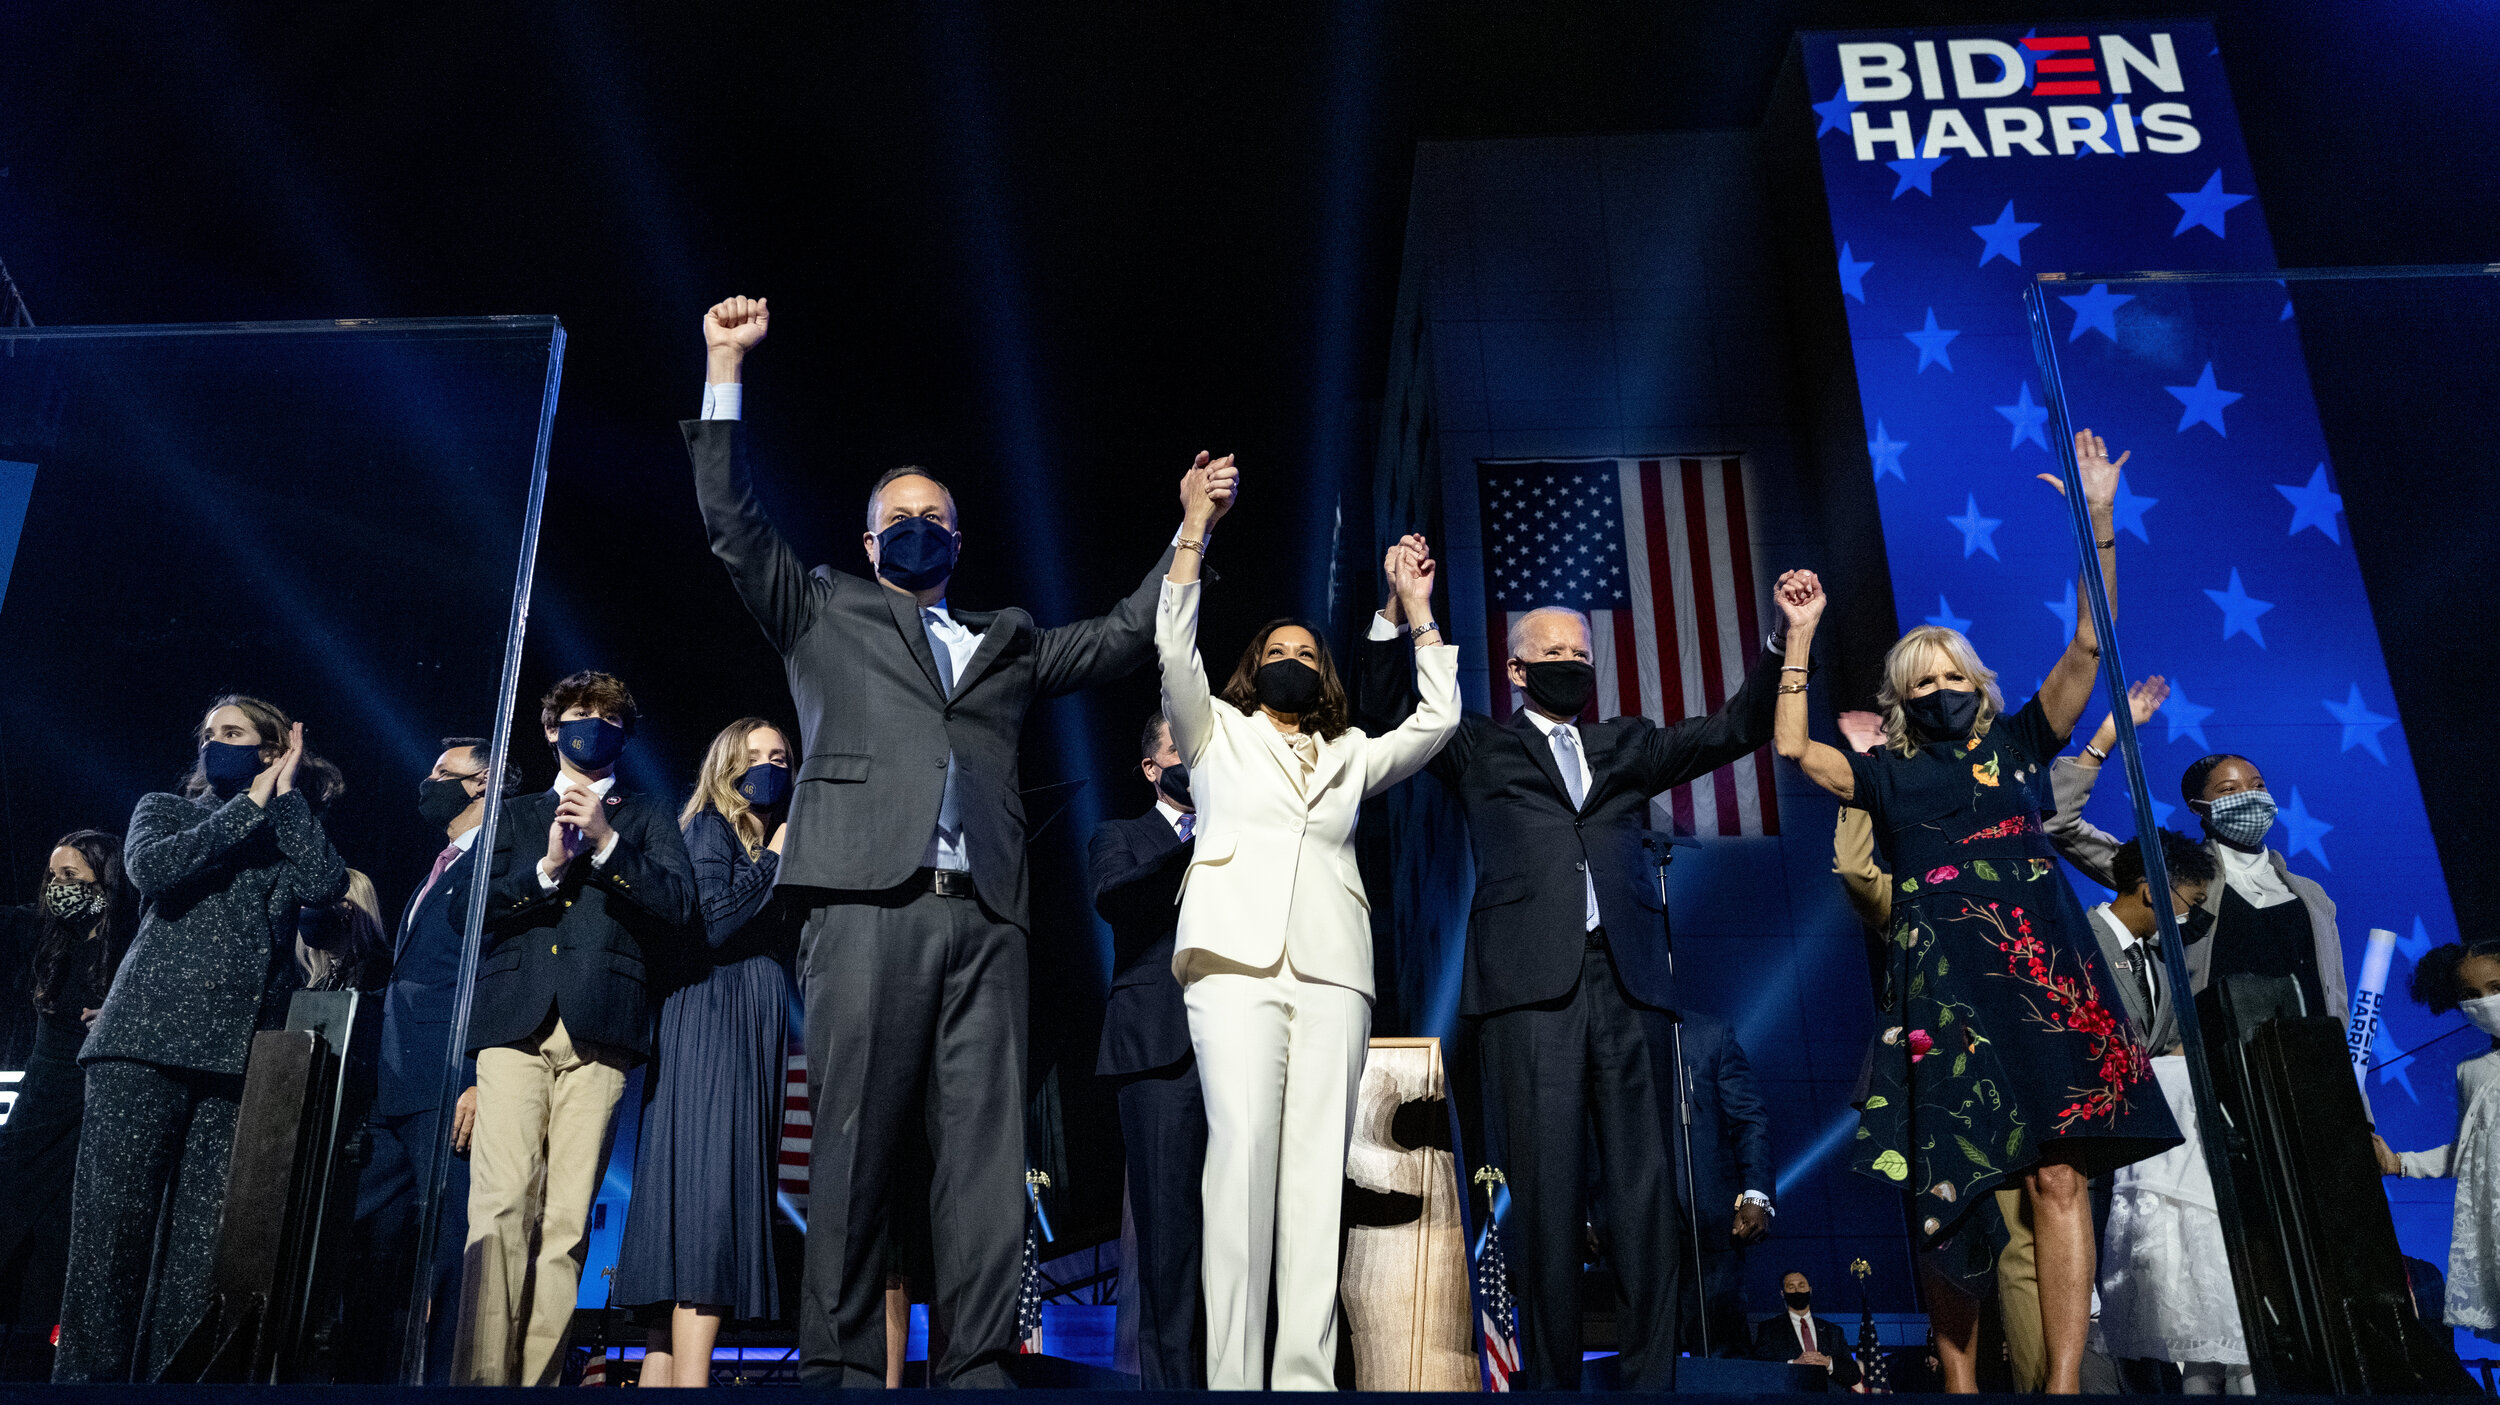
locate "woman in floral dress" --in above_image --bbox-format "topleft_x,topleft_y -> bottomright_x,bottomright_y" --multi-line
1771,431 -> 2178,1394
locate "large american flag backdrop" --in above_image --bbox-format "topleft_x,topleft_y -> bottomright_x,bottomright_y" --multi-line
1476,456 -> 1778,838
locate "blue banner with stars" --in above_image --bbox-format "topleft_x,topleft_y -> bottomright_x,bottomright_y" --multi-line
1801,21 -> 2466,1306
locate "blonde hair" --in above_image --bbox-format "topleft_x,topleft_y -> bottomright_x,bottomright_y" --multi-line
680,717 -> 789,857
1876,625 -> 2005,757
296,868 -> 387,990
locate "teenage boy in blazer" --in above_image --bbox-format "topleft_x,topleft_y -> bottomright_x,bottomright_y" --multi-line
458,671 -> 695,1387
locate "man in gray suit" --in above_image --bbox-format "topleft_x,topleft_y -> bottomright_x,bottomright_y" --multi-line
684,295 -> 1237,1388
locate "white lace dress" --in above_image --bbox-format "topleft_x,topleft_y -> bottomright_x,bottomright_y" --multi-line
2097,1055 -> 2247,1365
2398,1044 -> 2500,1344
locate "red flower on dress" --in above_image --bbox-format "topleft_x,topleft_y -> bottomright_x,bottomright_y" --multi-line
1907,1029 -> 1935,1062
1958,814 -> 2036,843
1924,865 -> 1961,885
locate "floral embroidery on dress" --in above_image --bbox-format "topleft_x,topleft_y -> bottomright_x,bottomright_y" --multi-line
1952,900 -> 2150,1131
1959,814 -> 2035,844
1971,753 -> 2002,788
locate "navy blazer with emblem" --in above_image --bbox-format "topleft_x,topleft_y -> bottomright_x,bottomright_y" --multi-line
466,785 -> 696,1060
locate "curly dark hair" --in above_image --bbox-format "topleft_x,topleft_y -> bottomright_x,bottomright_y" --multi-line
2408,938 -> 2500,1016
1217,619 -> 1349,742
540,670 -> 639,736
2113,828 -> 2218,896
30,829 -> 138,1018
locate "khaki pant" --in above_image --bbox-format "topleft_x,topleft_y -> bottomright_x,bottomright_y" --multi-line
455,1016 -> 629,1387
1995,1187 -> 2046,1392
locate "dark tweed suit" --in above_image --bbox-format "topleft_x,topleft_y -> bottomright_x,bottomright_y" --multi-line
1088,805 -> 1201,1389
57,788 -> 345,1383
1357,634 -> 1781,1391
686,417 -> 1167,1388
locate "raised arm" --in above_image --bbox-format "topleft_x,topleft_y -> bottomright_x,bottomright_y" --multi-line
2036,430 -> 2124,738
123,792 -> 268,899
1151,459 -> 1238,766
1769,570 -> 1855,801
688,296 -> 818,655
1032,452 -> 1237,698
1359,546 -> 1458,797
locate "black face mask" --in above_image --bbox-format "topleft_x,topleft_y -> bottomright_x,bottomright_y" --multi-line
1518,659 -> 1595,716
876,516 -> 958,593
1784,1291 -> 1813,1312
1252,659 -> 1325,714
1155,761 -> 1193,810
417,775 -> 476,830
1902,686 -> 1981,740
200,740 -> 264,796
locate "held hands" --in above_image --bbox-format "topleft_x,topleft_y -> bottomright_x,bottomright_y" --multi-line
1178,452 -> 1241,528
704,296 -> 769,380
1387,535 -> 1438,620
2372,1133 -> 2403,1177
1773,568 -> 1826,634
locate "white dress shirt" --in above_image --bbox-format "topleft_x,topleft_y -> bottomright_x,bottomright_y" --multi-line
1155,798 -> 1194,842
918,602 -> 980,872
2216,841 -> 2297,909
1785,1308 -> 1824,1361
536,772 -> 621,888
2094,902 -> 2161,1022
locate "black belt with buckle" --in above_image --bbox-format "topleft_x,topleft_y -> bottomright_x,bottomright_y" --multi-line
916,867 -> 979,900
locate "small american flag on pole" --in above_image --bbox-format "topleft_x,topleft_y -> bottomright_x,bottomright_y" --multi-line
1477,457 -> 1779,837
1473,1168 -> 1519,1392
778,1038 -> 810,1208
1017,1170 -> 1052,1355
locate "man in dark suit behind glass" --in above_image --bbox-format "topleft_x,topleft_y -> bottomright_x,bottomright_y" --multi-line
1751,1270 -> 1861,1390
1089,712 -> 1205,1389
686,296 -> 1236,1389
341,737 -> 512,1382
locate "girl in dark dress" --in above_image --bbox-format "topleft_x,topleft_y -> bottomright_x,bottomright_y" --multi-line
0,831 -> 135,1354
1773,432 -> 2179,1395
614,717 -> 798,1387
56,695 -> 345,1383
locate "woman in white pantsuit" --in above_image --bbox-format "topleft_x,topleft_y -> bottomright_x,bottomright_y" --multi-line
1156,466 -> 1457,1389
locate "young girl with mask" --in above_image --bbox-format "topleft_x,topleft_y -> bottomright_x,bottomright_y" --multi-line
614,717 -> 799,1386
1155,459 -> 1458,1389
1773,431 -> 2179,1395
2373,938 -> 2500,1346
56,695 -> 346,1382
0,831 -> 136,1339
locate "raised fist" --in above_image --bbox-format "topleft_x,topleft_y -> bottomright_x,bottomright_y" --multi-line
705,296 -> 770,354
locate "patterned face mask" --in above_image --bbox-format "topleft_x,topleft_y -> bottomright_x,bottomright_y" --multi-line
43,880 -> 104,924
2194,788 -> 2276,848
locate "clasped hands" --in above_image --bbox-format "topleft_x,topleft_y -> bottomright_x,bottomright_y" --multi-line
543,785 -> 619,880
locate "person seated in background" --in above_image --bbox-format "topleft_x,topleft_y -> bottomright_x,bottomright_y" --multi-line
1751,1270 -> 1860,1389
2373,938 -> 2500,1348
459,671 -> 695,1387
296,868 -> 392,992
0,831 -> 135,1364
1661,1009 -> 1771,1358
1087,710 -> 1207,1389
2044,678 -> 2350,1027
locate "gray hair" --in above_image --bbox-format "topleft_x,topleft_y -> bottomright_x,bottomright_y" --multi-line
1876,625 -> 2004,756
1507,606 -> 1593,659
865,466 -> 958,531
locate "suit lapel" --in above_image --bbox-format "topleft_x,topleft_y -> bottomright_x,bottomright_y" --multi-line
883,583 -> 950,701
949,607 -> 1019,698
1507,711 -> 1578,811
2088,908 -> 2150,1032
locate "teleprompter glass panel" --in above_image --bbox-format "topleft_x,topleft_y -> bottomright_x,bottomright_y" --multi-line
0,316 -> 559,1382
2027,266 -> 2499,1373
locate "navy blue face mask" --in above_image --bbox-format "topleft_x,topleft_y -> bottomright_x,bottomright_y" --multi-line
555,717 -> 629,770
876,516 -> 959,593
200,740 -> 265,795
737,761 -> 791,809
1902,686 -> 1981,741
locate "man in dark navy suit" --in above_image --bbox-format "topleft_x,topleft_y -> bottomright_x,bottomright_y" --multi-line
459,672 -> 695,1387
1655,1009 -> 1772,1358
1089,711 -> 1204,1389
343,736 -> 514,1381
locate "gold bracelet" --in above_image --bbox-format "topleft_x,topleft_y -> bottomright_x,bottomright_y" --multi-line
1777,683 -> 1808,695
1176,538 -> 1205,554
